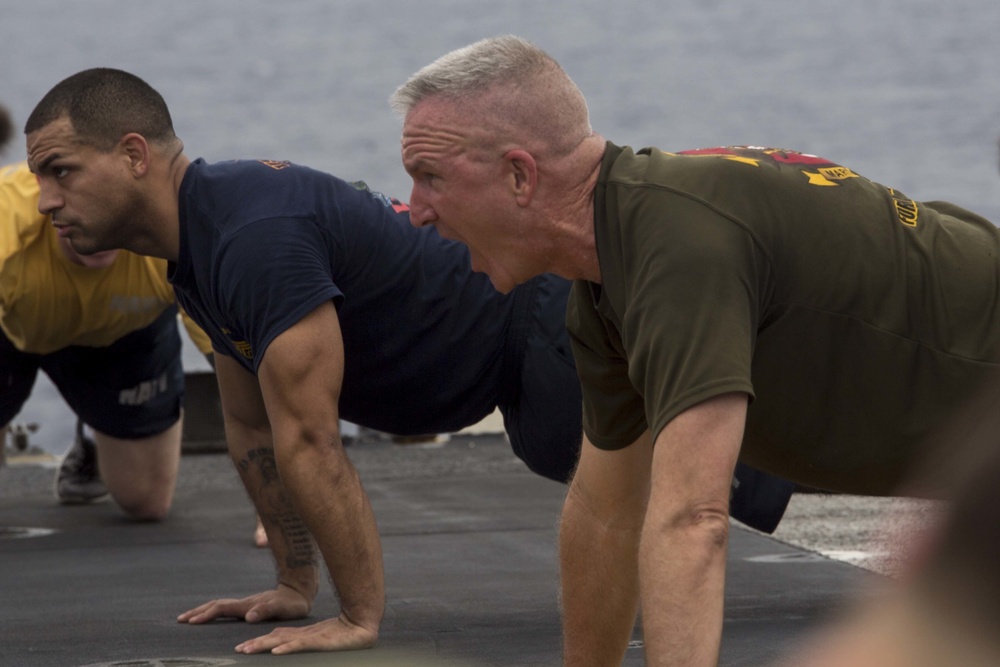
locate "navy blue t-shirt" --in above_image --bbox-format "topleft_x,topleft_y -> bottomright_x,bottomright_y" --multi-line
169,158 -> 516,435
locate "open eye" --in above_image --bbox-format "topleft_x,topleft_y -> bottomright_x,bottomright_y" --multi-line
40,162 -> 70,179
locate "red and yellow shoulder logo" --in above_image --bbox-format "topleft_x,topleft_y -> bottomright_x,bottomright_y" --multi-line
671,146 -> 918,227
674,146 -> 860,185
258,160 -> 291,171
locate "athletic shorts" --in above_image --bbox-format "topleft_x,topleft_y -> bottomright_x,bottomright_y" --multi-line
0,306 -> 184,440
499,273 -> 582,483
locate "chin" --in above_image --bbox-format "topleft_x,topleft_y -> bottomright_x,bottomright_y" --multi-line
72,245 -> 120,269
486,274 -> 517,295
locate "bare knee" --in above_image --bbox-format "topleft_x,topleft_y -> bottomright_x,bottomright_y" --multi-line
114,492 -> 173,521
93,425 -> 181,522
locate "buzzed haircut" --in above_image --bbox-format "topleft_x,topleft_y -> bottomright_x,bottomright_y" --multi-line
25,68 -> 176,151
391,35 -> 592,158
390,35 -> 555,112
0,104 -> 13,152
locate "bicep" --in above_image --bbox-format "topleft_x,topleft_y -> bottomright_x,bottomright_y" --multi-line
650,392 -> 748,511
569,431 -> 653,523
213,351 -> 269,431
256,300 -> 344,440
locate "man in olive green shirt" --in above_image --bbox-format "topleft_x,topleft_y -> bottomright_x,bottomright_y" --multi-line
392,35 -> 1000,667
571,143 -> 1000,495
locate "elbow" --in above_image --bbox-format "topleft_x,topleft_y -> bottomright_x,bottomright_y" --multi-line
274,422 -> 348,472
646,501 -> 731,554
689,505 -> 731,552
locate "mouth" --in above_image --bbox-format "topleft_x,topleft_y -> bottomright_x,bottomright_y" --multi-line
434,225 -> 458,242
52,223 -> 73,238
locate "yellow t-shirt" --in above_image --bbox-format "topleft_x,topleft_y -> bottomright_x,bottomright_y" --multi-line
0,162 -> 212,355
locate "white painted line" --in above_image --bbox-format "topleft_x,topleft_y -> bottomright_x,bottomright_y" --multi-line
820,549 -> 885,565
0,526 -> 56,539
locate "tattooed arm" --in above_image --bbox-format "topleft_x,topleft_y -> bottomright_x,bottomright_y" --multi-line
177,349 -> 319,626
179,301 -> 385,655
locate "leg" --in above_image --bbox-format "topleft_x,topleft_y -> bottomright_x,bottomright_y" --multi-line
93,415 -> 183,521
500,275 -> 583,482
729,461 -> 796,534
0,328 -> 41,472
43,307 -> 185,519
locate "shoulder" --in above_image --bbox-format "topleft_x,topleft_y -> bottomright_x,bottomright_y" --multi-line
0,162 -> 40,200
189,158 -> 344,187
184,159 -> 369,213
0,162 -> 47,253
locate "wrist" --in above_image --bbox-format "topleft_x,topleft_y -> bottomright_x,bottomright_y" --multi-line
277,567 -> 320,602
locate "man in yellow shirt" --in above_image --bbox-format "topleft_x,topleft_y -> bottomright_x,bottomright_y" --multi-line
1,103 -> 211,519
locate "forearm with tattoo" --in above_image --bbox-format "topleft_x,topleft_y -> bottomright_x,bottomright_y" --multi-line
238,447 -> 317,569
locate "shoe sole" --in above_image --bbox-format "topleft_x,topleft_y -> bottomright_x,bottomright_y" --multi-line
56,492 -> 111,506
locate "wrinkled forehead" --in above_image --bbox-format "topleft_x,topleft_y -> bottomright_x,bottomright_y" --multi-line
403,103 -> 471,158
25,116 -> 84,172
402,97 -> 499,163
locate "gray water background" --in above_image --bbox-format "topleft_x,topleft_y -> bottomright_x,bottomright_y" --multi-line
2,0 -> 999,455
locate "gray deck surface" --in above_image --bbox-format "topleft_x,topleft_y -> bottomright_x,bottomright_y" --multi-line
0,436 -> 868,667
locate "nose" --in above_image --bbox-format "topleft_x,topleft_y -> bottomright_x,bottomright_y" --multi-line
36,178 -> 63,216
407,185 -> 438,228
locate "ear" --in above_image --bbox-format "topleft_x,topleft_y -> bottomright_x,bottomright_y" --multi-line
120,133 -> 152,178
504,149 -> 537,207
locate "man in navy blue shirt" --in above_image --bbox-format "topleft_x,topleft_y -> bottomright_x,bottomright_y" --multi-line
24,67 -> 793,656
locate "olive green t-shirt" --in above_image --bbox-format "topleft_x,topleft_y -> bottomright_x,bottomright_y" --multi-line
567,143 -> 1000,494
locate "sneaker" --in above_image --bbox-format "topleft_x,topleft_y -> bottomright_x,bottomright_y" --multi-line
55,421 -> 109,504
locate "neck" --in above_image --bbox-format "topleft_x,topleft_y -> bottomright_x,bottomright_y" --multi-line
162,151 -> 191,262
541,134 -> 606,283
131,150 -> 190,262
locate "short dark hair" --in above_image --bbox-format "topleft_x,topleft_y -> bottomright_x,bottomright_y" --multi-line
0,104 -> 13,152
25,68 -> 176,151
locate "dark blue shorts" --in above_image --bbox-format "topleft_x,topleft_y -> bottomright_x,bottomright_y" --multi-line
0,306 -> 184,439
499,274 -> 582,483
